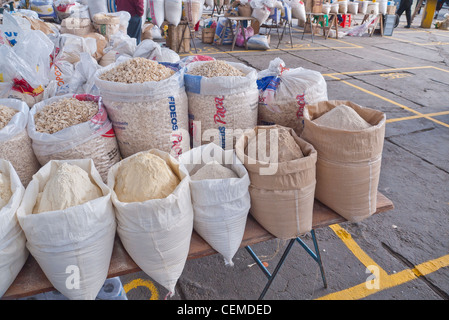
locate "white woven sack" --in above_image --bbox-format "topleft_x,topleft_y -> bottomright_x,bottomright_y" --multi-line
0,160 -> 27,298
165,0 -> 182,26
179,143 -> 250,266
17,159 -> 116,300
107,149 -> 194,297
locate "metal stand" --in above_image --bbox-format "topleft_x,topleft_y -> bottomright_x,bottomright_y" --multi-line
245,229 -> 327,300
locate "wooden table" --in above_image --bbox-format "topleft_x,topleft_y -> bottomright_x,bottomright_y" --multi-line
2,192 -> 393,300
302,13 -> 340,42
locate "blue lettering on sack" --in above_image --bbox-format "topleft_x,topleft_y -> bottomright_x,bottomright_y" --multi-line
169,96 -> 178,130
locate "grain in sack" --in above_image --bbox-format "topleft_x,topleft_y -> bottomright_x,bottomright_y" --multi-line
185,60 -> 259,150
0,160 -> 28,298
17,159 -> 116,300
236,125 -> 317,239
301,100 -> 386,222
179,143 -> 250,266
257,57 -> 328,136
94,57 -> 190,159
107,149 -> 193,297
27,94 -> 121,182
0,99 -> 41,187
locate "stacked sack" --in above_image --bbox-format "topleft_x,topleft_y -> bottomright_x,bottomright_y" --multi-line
301,100 -> 386,222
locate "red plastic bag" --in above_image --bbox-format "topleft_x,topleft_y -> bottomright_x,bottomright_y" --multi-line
236,26 -> 254,47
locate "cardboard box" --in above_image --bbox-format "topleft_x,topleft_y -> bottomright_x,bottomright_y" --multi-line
387,5 -> 396,15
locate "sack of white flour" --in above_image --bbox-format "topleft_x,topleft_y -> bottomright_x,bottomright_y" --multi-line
179,143 -> 250,266
94,57 -> 190,159
0,99 -> 41,187
185,60 -> 259,150
107,149 -> 193,297
27,94 -> 121,182
0,159 -> 28,298
257,57 -> 328,135
16,159 -> 116,300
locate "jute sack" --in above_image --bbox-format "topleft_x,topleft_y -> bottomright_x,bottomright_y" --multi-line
301,100 -> 386,222
235,125 -> 317,239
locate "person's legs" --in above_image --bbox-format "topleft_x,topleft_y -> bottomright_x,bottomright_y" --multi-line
127,15 -> 142,44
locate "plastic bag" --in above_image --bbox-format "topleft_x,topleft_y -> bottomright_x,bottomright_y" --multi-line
17,159 -> 116,300
67,52 -> 101,95
0,159 -> 28,298
29,0 -> 58,21
236,26 -> 254,47
247,34 -> 270,50
87,0 -> 108,19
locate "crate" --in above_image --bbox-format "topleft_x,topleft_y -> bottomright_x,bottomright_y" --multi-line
202,27 -> 216,44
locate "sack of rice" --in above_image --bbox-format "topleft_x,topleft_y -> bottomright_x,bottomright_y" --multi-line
94,57 -> 190,159
0,99 -> 41,187
0,159 -> 28,298
257,57 -> 328,136
27,94 -> 121,182
301,100 -> 386,222
235,125 -> 316,239
179,143 -> 250,266
17,159 -> 116,300
185,60 -> 259,150
107,149 -> 193,297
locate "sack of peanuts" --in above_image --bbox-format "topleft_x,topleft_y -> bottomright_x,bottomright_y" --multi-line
185,60 -> 259,150
0,159 -> 28,298
236,125 -> 317,239
301,100 -> 386,222
17,159 -> 116,300
0,99 -> 41,187
179,143 -> 250,266
257,57 -> 328,136
107,149 -> 193,297
27,94 -> 121,182
94,57 -> 190,159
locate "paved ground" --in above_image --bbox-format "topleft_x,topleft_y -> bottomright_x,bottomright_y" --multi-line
120,8 -> 449,301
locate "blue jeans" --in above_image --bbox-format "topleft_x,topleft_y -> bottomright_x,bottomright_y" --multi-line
128,15 -> 142,44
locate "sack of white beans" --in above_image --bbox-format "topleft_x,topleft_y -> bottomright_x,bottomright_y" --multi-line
185,60 -> 259,150
94,57 -> 190,159
27,94 -> 121,182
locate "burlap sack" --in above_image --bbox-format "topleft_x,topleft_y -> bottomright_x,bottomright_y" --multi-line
301,100 -> 386,222
236,125 -> 317,239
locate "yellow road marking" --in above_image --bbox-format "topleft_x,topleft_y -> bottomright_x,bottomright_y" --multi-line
387,111 -> 449,123
123,278 -> 159,300
323,66 -> 432,77
318,224 -> 449,300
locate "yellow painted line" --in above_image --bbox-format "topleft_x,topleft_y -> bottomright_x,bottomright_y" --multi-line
318,224 -> 449,300
429,65 -> 449,73
323,66 -> 432,77
123,278 -> 159,300
387,110 -> 449,123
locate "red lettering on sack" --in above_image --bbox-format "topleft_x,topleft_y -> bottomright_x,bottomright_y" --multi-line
171,133 -> 183,157
213,96 -> 226,125
296,93 -> 306,119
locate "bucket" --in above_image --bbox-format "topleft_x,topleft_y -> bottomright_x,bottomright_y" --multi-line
322,3 -> 331,14
367,2 -> 379,15
348,2 -> 359,14
378,0 -> 388,14
358,0 -> 370,14
338,1 -> 348,13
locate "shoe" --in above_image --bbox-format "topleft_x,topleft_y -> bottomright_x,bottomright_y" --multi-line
405,25 -> 411,28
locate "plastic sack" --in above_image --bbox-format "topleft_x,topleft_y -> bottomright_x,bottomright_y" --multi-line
251,6 -> 270,24
257,57 -> 328,135
17,159 -> 116,300
147,0 -> 165,28
236,26 -> 254,47
0,159 -> 28,298
107,149 -> 194,297
0,99 -> 41,186
214,17 -> 236,45
55,0 -> 77,20
179,143 -> 250,266
29,0 -> 58,21
27,94 -> 121,182
247,34 -> 270,50
165,0 -> 183,26
67,52 -> 101,95
87,0 -> 108,19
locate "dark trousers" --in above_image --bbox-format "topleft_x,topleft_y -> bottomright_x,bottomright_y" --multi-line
128,15 -> 142,44
396,0 -> 413,26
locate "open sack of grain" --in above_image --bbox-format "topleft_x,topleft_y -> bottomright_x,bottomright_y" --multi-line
185,60 -> 259,150
0,160 -> 28,298
107,149 -> 193,297
257,57 -> 328,135
17,159 -> 116,300
236,125 -> 317,239
301,101 -> 386,222
27,94 -> 121,182
0,99 -> 41,187
94,57 -> 190,159
179,143 -> 250,266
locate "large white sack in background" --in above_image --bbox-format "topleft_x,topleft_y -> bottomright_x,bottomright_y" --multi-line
87,0 -> 108,19
165,0 -> 182,26
179,143 -> 250,266
17,159 -> 116,300
0,160 -> 28,298
107,149 -> 193,297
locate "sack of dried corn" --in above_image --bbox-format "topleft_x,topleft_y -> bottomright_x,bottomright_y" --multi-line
236,125 -> 317,239
27,94 -> 121,182
94,57 -> 190,159
257,57 -> 328,136
301,100 -> 386,222
17,159 -> 116,300
0,99 -> 41,187
0,159 -> 28,298
185,60 -> 259,150
179,143 -> 250,266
